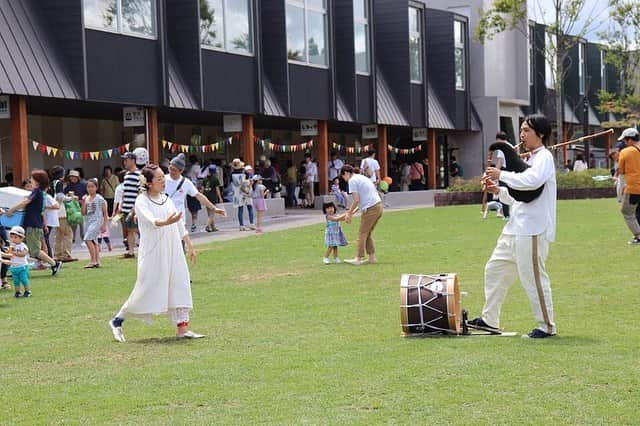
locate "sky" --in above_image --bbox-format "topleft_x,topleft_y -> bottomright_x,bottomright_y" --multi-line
528,0 -> 615,41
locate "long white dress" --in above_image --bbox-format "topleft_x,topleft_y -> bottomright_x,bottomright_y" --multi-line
118,193 -> 192,323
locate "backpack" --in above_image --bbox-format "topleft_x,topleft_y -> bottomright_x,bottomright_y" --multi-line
64,199 -> 83,226
362,159 -> 373,178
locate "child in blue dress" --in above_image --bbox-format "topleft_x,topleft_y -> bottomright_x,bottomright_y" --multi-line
322,202 -> 347,264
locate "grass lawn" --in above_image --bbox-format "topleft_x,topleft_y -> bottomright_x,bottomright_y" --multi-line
2,199 -> 638,424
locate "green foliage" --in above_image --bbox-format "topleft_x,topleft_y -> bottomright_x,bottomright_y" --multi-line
598,90 -> 640,128
2,201 -> 638,423
447,176 -> 483,192
475,0 -> 527,44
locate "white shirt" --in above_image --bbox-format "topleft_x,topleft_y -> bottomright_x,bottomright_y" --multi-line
360,157 -> 380,182
44,194 -> 59,228
348,173 -> 382,211
494,149 -> 507,168
305,161 -> 318,183
498,146 -> 557,242
114,183 -> 124,206
328,158 -> 344,180
10,242 -> 29,266
573,160 -> 588,172
164,174 -> 198,221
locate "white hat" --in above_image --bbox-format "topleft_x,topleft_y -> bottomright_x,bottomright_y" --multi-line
252,174 -> 262,181
618,127 -> 639,141
244,165 -> 253,171
9,225 -> 25,238
133,147 -> 149,165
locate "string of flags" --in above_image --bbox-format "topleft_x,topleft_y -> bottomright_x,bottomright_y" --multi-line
387,143 -> 424,155
31,140 -> 131,160
255,138 -> 314,153
161,136 -> 235,153
331,142 -> 374,154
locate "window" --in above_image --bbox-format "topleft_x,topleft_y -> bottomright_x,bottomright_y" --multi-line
286,0 -> 328,66
409,7 -> 422,83
84,0 -> 157,38
545,32 -> 556,89
454,20 -> 466,90
200,0 -> 253,55
578,42 -> 585,95
600,50 -> 607,91
354,0 -> 370,74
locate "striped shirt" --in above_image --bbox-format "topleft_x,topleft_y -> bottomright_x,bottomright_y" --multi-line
121,169 -> 141,213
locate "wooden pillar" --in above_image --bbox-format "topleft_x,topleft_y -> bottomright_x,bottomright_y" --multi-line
146,107 -> 160,164
605,131 -> 611,170
427,128 -> 437,189
377,125 -> 388,178
10,95 -> 29,183
241,115 -> 255,167
318,120 -> 329,195
562,145 -> 567,166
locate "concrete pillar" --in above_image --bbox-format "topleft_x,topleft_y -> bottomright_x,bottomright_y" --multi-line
318,120 -> 329,195
377,125 -> 388,178
241,115 -> 255,167
427,129 -> 437,189
10,95 -> 29,183
146,107 -> 160,164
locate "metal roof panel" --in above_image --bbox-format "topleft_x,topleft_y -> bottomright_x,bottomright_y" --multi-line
427,83 -> 455,130
376,66 -> 409,126
167,48 -> 199,110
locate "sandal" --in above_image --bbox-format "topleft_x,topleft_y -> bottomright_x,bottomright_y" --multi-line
84,263 -> 98,269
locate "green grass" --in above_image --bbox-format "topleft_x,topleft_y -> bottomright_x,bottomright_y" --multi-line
2,199 -> 638,425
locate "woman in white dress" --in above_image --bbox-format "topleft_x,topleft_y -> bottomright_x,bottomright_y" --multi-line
108,164 -> 203,342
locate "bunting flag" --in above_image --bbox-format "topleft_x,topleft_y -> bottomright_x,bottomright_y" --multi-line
30,139 -> 131,161
387,143 -> 424,155
331,142 -> 374,155
160,136 -> 234,154
254,137 -> 314,153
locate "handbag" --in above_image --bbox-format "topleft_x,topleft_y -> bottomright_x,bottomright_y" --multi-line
64,199 -> 83,226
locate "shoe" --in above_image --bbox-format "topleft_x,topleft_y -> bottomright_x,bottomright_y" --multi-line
109,319 -> 126,343
334,257 -> 341,264
323,257 -> 331,264
344,258 -> 367,266
177,330 -> 205,339
629,237 -> 640,245
211,227 -> 219,232
247,224 -> 256,230
368,255 -> 377,264
522,328 -> 556,339
256,228 -> 263,234
51,261 -> 63,276
205,226 -> 213,232
482,210 -> 488,219
496,212 -> 504,218
23,290 -> 31,298
0,281 -> 10,290
14,292 -> 21,298
239,226 -> 246,231
59,257 -> 78,263
190,225 -> 197,232
467,317 -> 500,332
123,253 -> 135,259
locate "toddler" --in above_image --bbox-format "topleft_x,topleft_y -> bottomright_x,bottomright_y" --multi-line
1,226 -> 31,298
252,175 -> 269,234
322,202 -> 347,264
330,178 -> 348,208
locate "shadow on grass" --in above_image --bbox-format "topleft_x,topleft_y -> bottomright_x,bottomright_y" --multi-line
129,336 -> 197,345
532,335 -> 600,346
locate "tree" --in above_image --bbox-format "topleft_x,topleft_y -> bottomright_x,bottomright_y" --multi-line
597,0 -> 640,128
476,0 -> 598,144
200,0 -> 221,47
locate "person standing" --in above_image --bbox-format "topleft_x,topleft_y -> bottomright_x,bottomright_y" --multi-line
616,127 -> 640,245
100,166 -> 119,216
340,164 -> 383,265
492,132 -> 511,219
81,178 -> 108,268
202,163 -> 223,232
360,150 -> 381,185
50,166 -> 75,262
108,164 -> 204,342
327,151 -> 344,189
285,160 -> 298,208
230,158 -> 255,230
63,170 -> 87,243
304,154 -> 317,208
408,160 -> 424,191
469,114 -> 557,338
573,154 -> 588,172
120,151 -> 141,259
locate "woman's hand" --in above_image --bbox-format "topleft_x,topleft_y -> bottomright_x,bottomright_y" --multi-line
161,212 -> 183,226
188,247 -> 197,264
216,207 -> 227,217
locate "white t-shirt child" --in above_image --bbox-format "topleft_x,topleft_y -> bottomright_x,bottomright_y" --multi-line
164,174 -> 199,222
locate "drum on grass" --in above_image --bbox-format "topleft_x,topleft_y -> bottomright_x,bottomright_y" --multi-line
400,273 -> 462,335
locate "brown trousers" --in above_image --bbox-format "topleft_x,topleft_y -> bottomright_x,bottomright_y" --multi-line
356,202 -> 383,258
55,217 -> 73,260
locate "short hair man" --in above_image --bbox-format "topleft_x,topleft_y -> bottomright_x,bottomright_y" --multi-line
617,127 -> 640,244
120,151 -> 141,258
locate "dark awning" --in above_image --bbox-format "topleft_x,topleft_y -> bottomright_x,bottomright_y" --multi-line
167,49 -> 199,110
376,66 -> 409,126
263,76 -> 286,117
0,0 -> 79,99
336,93 -> 354,123
427,83 -> 454,130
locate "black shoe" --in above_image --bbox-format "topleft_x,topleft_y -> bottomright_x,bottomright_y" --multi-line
23,291 -> 31,298
523,328 -> 555,339
14,292 -> 21,298
51,261 -> 62,276
629,237 -> 640,245
467,317 -> 500,332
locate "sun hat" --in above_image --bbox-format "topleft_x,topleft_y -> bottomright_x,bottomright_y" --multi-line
68,170 -> 80,178
231,158 -> 245,169
244,165 -> 253,171
9,225 -> 25,238
133,147 -> 149,165
618,127 -> 639,141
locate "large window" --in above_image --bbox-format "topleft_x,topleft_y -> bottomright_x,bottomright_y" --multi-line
545,32 -> 556,89
84,0 -> 157,38
454,20 -> 466,90
578,42 -> 585,95
286,0 -> 328,66
600,50 -> 607,91
409,7 -> 422,83
354,0 -> 370,74
528,24 -> 534,86
200,0 -> 253,55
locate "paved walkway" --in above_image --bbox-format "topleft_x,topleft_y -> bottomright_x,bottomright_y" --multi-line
66,204 -> 432,261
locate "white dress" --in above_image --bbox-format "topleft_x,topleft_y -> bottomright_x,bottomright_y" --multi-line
118,193 -> 192,323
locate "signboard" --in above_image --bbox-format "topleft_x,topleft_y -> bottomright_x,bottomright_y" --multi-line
412,128 -> 428,141
223,114 -> 242,133
362,124 -> 378,139
300,120 -> 318,136
123,107 -> 145,127
0,96 -> 9,119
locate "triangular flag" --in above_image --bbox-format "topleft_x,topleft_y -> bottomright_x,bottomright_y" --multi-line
32,141 -> 39,150
51,148 -> 58,157
46,146 -> 52,155
162,140 -> 167,148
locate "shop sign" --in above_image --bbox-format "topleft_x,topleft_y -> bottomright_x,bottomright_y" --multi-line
223,114 -> 242,133
412,128 -> 428,141
0,96 -> 9,119
362,124 -> 378,139
123,107 -> 145,127
300,120 -> 318,136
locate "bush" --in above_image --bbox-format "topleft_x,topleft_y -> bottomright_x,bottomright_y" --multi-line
447,168 -> 613,192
